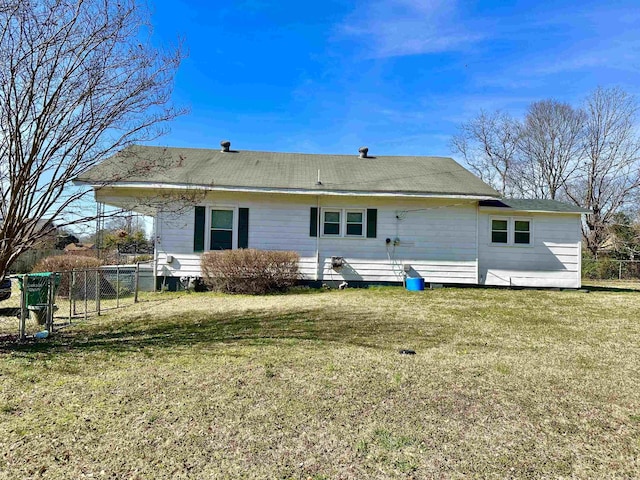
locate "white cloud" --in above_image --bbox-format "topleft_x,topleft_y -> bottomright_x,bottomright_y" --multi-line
472,40 -> 640,93
337,0 -> 483,58
530,55 -> 606,76
528,44 -> 640,76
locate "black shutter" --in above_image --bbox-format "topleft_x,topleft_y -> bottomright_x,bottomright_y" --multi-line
194,206 -> 206,252
238,208 -> 249,248
366,209 -> 377,238
310,207 -> 318,237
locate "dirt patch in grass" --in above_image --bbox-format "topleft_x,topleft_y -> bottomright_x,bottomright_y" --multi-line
1,287 -> 639,478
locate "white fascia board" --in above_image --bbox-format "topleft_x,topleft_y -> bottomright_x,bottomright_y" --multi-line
82,181 -> 500,201
478,206 -> 588,215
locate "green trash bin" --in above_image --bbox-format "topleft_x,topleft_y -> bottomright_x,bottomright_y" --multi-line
17,272 -> 61,307
17,273 -> 61,325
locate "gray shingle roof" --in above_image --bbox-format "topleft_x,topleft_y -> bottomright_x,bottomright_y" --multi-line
75,145 -> 501,198
479,199 -> 591,214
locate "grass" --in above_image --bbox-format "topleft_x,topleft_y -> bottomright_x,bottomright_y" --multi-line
0,281 -> 140,339
0,285 -> 639,478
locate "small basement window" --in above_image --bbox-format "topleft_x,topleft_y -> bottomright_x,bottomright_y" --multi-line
514,220 -> 531,244
491,219 -> 509,244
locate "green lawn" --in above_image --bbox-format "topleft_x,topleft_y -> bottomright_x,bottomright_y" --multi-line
1,286 -> 639,479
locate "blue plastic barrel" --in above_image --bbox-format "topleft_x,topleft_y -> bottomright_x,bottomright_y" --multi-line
406,277 -> 425,291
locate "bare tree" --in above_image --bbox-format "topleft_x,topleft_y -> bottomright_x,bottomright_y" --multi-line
0,0 -> 184,279
515,100 -> 585,199
451,110 -> 521,196
564,87 -> 640,256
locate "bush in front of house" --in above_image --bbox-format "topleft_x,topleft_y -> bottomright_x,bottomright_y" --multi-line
32,255 -> 104,297
201,249 -> 300,294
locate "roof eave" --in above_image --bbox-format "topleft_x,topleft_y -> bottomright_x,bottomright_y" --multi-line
478,206 -> 591,215
84,181 -> 500,200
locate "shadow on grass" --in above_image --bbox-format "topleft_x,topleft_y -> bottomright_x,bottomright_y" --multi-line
582,285 -> 640,293
0,307 -> 20,317
0,305 -> 457,356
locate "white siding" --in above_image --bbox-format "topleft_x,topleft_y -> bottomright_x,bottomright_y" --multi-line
153,192 -> 480,284
311,197 -> 477,284
478,210 -> 582,288
96,187 -> 584,289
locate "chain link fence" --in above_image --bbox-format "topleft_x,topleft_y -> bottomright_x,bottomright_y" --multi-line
582,258 -> 640,280
12,265 -> 141,340
66,265 -> 138,319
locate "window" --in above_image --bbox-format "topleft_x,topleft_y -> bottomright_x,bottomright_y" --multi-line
514,220 -> 531,244
210,209 -> 233,250
323,210 -> 341,236
491,219 -> 509,243
311,208 -> 377,238
490,217 -> 532,246
346,210 -> 364,236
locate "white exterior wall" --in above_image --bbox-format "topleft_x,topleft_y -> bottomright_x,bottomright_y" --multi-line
309,196 -> 478,284
96,187 -> 583,288
478,209 -> 582,288
152,191 -> 479,284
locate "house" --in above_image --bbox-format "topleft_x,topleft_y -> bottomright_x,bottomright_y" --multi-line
64,242 -> 97,255
74,142 -> 590,290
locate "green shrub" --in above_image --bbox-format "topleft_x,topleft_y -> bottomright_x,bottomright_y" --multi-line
581,256 -> 597,279
32,255 -> 104,297
201,249 -> 300,294
582,255 -> 619,280
32,255 -> 103,273
132,254 -> 153,263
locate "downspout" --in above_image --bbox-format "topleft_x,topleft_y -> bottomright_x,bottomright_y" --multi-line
475,202 -> 480,285
577,217 -> 582,288
315,195 -> 320,281
153,211 -> 159,291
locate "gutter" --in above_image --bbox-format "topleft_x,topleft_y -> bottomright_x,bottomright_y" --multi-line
478,207 -> 591,215
74,180 -> 500,201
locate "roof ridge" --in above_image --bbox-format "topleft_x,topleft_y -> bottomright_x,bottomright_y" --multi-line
126,144 -> 455,160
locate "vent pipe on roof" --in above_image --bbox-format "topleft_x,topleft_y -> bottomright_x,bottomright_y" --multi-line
359,146 -> 369,158
220,140 -> 231,152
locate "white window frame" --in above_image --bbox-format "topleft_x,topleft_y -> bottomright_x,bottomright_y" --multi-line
208,206 -> 237,250
322,209 -> 342,237
489,216 -> 533,247
513,218 -> 532,245
490,217 -> 510,244
345,209 -> 366,238
321,208 -> 367,238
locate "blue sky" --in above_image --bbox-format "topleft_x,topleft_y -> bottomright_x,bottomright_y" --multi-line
148,0 -> 640,158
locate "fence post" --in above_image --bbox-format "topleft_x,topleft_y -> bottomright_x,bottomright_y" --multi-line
46,274 -> 54,333
95,270 -> 101,316
19,274 -> 28,340
134,263 -> 140,303
116,265 -> 120,308
84,271 -> 88,322
69,271 -> 73,324
619,261 -> 623,280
